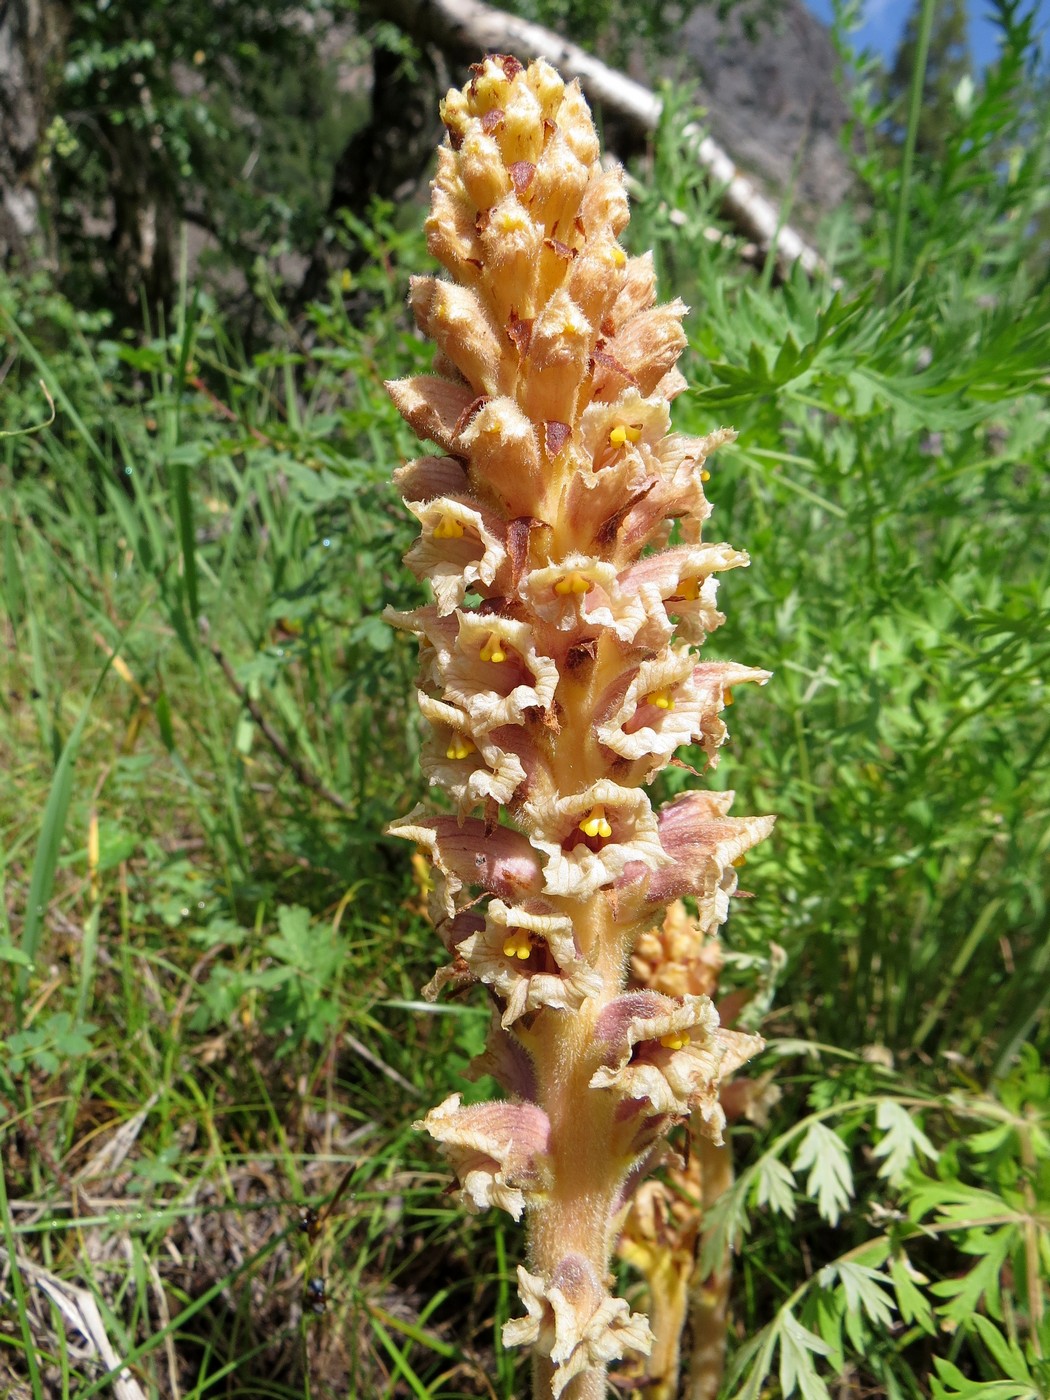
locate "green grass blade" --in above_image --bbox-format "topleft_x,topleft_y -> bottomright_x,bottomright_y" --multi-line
0,1161 -> 46,1398
0,378 -> 55,441
1,513 -> 27,633
912,898 -> 1003,1050
0,310 -> 108,472
13,601 -> 147,1012
15,698 -> 92,1016
73,1231 -> 291,1399
368,1308 -> 432,1398
888,0 -> 936,296
169,445 -> 200,622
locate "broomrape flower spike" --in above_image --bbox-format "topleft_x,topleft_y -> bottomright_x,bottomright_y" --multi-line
387,55 -> 774,1400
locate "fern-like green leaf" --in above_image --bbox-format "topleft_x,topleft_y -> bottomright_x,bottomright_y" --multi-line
872,1100 -> 938,1185
970,1314 -> 1033,1385
929,1226 -> 1015,1326
792,1122 -> 854,1226
931,1354 -> 1038,1400
835,1261 -> 897,1329
754,1155 -> 798,1219
889,1256 -> 936,1335
779,1310 -> 833,1400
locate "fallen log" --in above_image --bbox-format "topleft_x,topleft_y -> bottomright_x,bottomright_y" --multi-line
363,0 -> 825,277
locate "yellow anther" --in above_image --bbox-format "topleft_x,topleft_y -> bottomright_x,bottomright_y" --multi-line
676,576 -> 700,602
645,688 -> 676,711
433,513 -> 465,540
497,207 -> 529,233
558,306 -> 588,338
732,855 -> 747,868
446,733 -> 475,761
608,423 -> 642,448
502,929 -> 532,960
724,688 -> 734,707
480,632 -> 508,663
553,570 -> 593,596
611,245 -> 627,268
659,1031 -> 690,1051
701,469 -> 711,483
579,804 -> 612,839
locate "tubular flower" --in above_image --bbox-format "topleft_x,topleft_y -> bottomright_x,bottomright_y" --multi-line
418,1094 -> 552,1221
504,1258 -> 655,1400
589,990 -> 763,1140
457,898 -> 604,1028
387,55 -> 773,1399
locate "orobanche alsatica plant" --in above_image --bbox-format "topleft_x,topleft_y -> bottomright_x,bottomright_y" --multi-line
386,54 -> 774,1400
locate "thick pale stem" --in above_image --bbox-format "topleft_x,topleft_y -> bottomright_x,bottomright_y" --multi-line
685,1136 -> 735,1400
523,897 -> 631,1399
527,1006 -> 623,1266
639,1260 -> 691,1400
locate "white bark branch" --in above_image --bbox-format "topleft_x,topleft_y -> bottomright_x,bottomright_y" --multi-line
366,0 -> 825,277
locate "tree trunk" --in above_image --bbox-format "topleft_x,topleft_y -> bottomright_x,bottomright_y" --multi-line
0,0 -> 66,269
101,115 -> 178,317
296,40 -> 446,309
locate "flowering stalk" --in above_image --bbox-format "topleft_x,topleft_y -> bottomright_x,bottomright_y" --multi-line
386,55 -> 774,1400
618,903 -> 781,1399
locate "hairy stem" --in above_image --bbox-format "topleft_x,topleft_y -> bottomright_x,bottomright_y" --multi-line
686,1136 -> 735,1400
